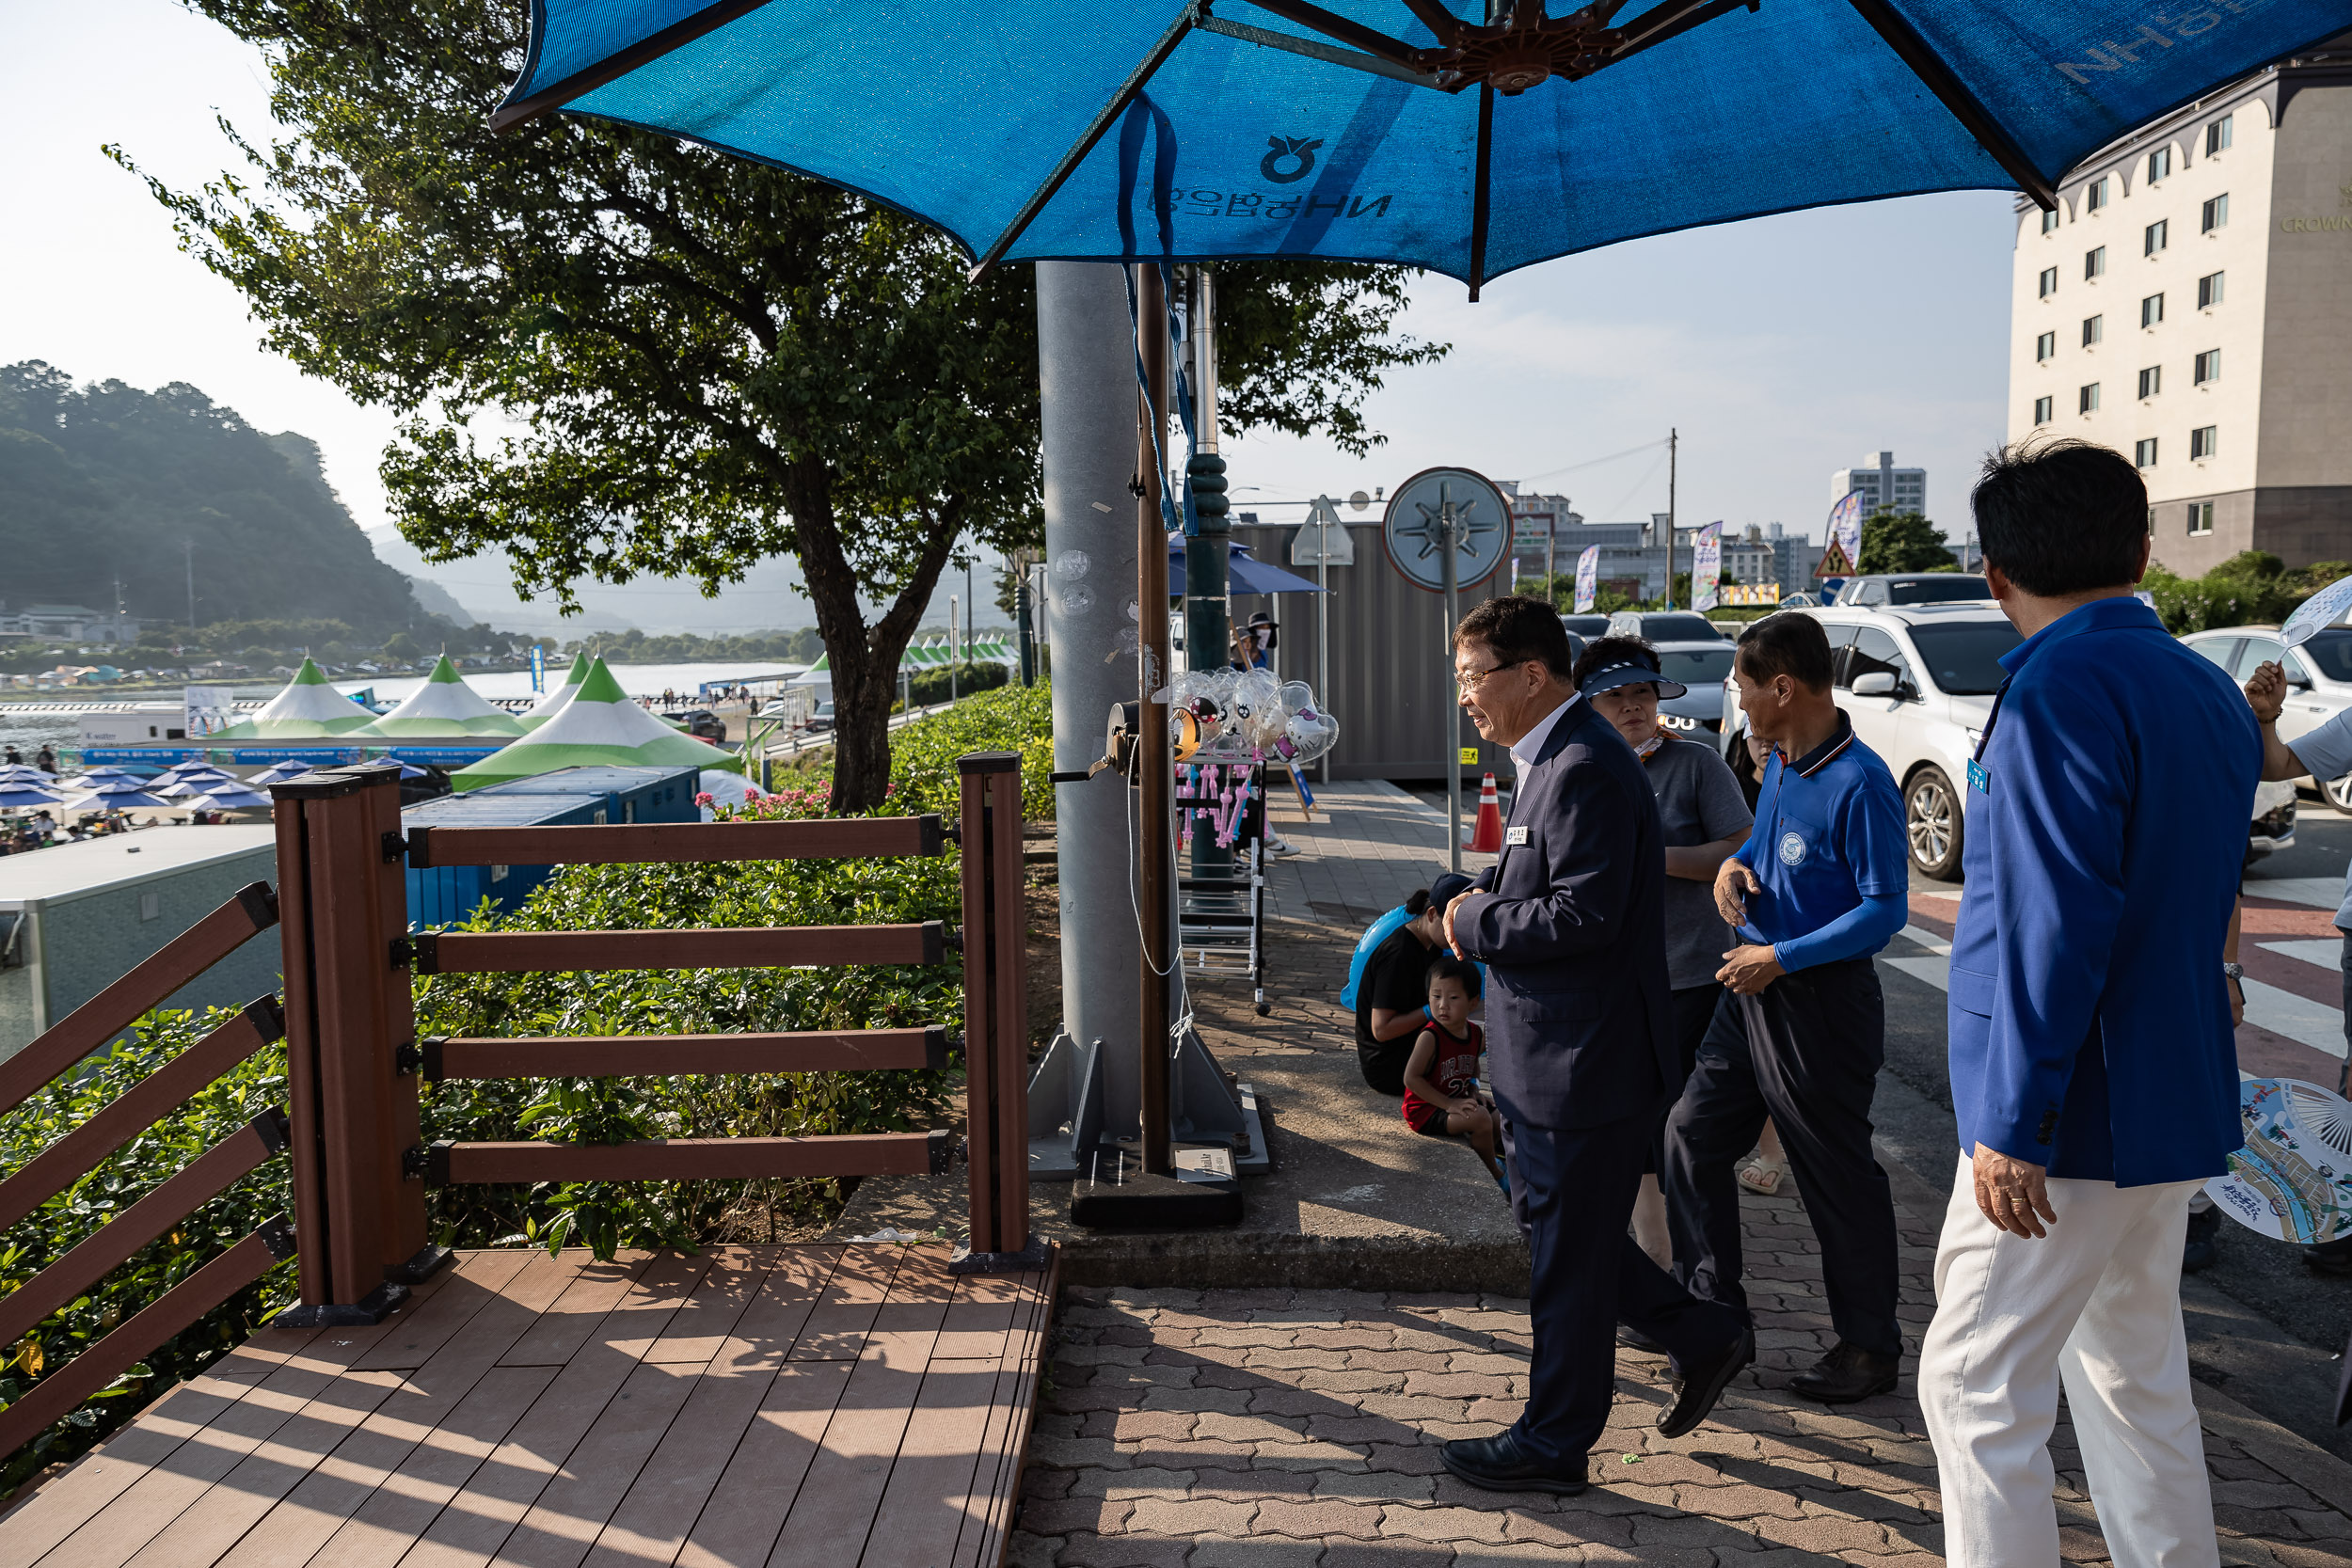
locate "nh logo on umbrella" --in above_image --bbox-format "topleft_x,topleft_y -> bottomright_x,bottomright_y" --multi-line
1262,136 -> 1324,184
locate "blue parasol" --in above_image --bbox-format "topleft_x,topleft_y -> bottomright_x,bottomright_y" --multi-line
1169,535 -> 1328,595
491,1 -> 2351,293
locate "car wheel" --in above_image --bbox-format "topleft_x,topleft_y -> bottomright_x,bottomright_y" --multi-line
2327,774 -> 2352,816
1905,766 -> 1963,881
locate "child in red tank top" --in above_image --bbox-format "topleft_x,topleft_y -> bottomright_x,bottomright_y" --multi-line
1402,957 -> 1502,1182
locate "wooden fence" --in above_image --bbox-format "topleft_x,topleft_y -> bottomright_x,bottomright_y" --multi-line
0,749 -> 1035,1459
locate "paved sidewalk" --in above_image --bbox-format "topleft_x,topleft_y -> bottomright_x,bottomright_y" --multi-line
1013,1179 -> 2352,1565
1263,780 -> 1493,924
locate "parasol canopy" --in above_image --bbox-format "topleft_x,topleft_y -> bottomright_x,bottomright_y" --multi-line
451,657 -> 742,788
363,655 -> 528,736
1169,534 -> 1330,595
490,1 -> 2352,292
207,657 -> 378,739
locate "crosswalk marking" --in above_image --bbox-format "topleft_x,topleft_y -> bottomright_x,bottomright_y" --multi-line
2246,876 -> 2344,911
1899,924 -> 1952,957
2241,979 -> 2347,1059
2259,939 -> 2344,972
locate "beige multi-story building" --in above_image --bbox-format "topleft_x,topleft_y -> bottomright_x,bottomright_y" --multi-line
2007,41 -> 2352,577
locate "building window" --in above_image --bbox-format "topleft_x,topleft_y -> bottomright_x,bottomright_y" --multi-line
2201,193 -> 2229,232
2138,366 -> 2161,399
2141,293 -> 2163,327
2198,271 -> 2224,309
2148,147 -> 2172,182
2087,176 -> 2110,212
2082,314 -> 2104,346
2188,501 -> 2214,535
2191,425 -> 2218,460
2040,266 -> 2059,298
2034,395 -> 2054,425
2206,114 -> 2233,155
2081,383 -> 2101,414
2085,245 -> 2106,278
2036,330 -> 2056,363
2136,437 -> 2159,468
2042,206 -> 2061,234
2194,347 -> 2221,384
2145,219 -> 2168,255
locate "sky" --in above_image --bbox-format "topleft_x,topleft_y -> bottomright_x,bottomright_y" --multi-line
1,0 -> 2024,628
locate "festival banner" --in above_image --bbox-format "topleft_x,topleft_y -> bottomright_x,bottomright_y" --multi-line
1692,522 -> 1723,612
1820,491 -> 1865,578
1573,545 -> 1599,613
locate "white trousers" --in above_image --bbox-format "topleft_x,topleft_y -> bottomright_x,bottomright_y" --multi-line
1917,1157 -> 2217,1568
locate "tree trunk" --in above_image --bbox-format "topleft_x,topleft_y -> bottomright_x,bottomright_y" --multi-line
790,463 -> 961,814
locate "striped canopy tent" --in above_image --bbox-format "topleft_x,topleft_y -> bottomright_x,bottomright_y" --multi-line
363,655 -> 526,737
206,657 -> 377,739
517,652 -> 592,730
451,657 -> 739,788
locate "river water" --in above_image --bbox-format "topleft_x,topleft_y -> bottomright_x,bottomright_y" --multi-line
0,660 -> 807,760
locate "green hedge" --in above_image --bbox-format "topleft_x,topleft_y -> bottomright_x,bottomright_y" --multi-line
887,679 -> 1055,822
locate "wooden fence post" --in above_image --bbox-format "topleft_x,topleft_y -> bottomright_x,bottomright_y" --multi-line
952,752 -> 1041,1273
271,763 -> 443,1323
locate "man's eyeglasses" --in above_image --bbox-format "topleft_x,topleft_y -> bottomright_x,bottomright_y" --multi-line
1454,662 -> 1522,695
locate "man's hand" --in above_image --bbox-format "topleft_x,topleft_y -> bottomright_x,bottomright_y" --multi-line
1972,1144 -> 2058,1239
2247,660 -> 2287,725
1714,859 -> 1761,927
1443,889 -> 1481,959
1716,944 -> 1785,995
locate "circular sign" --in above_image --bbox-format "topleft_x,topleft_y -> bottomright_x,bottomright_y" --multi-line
1382,467 -> 1512,594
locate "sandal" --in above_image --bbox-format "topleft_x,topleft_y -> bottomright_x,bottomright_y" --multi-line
1736,1156 -> 1788,1196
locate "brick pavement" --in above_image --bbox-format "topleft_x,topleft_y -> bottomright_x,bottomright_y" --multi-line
1010,1177 -> 2352,1565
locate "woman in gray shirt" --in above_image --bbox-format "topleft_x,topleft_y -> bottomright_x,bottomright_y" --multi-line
1572,637 -> 1754,1265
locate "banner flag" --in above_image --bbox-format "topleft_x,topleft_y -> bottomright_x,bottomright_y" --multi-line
1573,545 -> 1599,613
1692,522 -> 1723,612
1820,492 -> 1866,578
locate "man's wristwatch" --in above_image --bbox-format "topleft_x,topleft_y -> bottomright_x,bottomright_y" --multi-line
2223,962 -> 2245,984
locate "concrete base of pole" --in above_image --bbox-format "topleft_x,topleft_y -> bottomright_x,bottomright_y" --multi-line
1025,1024 -> 1269,1182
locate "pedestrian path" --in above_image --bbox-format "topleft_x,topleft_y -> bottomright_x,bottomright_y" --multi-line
1262,780 -> 1494,925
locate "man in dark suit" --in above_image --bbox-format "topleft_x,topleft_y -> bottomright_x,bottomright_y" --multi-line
1438,596 -> 1753,1494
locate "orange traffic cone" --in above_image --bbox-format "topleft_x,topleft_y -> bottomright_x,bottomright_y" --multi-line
1468,772 -> 1505,853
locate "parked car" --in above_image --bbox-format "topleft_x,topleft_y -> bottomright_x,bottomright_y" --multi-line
1560,613 -> 1612,640
2180,625 -> 2352,812
1643,640 -> 1740,738
675,708 -> 728,742
1607,610 -> 1728,642
1830,574 -> 1994,608
807,698 -> 835,732
1719,602 -> 2020,879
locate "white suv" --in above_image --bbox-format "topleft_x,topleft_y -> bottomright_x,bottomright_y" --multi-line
1719,604 -> 2019,879
2180,625 -> 2352,812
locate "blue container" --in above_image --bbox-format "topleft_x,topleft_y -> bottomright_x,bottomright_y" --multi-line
475,765 -> 701,826
402,789 -> 611,929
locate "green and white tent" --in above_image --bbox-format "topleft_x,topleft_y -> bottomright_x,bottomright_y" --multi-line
517,653 -> 590,730
451,657 -> 739,788
362,656 -> 525,737
207,657 -> 377,739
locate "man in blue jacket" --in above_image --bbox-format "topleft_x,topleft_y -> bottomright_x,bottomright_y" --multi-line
1919,440 -> 2256,1567
1437,596 -> 1750,1496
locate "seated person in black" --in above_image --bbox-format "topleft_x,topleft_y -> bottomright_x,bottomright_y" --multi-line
1356,871 -> 1473,1095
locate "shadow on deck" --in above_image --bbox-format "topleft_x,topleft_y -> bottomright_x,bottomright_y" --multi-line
1,1243 -> 1054,1568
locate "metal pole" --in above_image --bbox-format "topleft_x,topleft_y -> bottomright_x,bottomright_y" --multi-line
1038,262 -> 1141,1139
1016,550 -> 1037,686
949,595 -> 960,703
1182,269 -> 1232,882
1665,428 -> 1678,610
1317,499 -> 1331,784
1442,488 -> 1462,875
1136,261 -> 1174,1177
1547,509 -> 1557,607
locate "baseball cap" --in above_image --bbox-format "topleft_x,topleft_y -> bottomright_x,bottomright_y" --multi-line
1577,653 -> 1687,702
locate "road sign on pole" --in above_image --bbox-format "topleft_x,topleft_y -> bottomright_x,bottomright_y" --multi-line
1384,467 -> 1508,873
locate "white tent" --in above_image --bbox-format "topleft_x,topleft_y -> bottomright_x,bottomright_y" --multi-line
452,657 -> 739,787
364,655 -> 525,736
207,657 -> 377,739
518,652 -> 591,730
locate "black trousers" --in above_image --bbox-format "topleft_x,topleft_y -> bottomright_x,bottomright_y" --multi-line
1645,984 -> 1726,1174
1500,1111 -> 1746,1466
1661,958 -> 1902,1359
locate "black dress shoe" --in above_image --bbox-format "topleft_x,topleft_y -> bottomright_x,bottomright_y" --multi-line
1438,1432 -> 1590,1495
1657,1325 -> 1754,1438
1788,1341 -> 1900,1404
1618,1323 -> 1668,1355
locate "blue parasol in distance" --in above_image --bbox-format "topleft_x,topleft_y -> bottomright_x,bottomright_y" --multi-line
1169,535 -> 1329,594
490,1 -> 2352,293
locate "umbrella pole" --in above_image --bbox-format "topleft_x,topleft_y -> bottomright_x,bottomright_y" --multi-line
1136,263 -> 1175,1179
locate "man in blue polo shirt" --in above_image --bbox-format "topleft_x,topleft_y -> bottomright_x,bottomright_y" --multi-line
1661,612 -> 1910,1404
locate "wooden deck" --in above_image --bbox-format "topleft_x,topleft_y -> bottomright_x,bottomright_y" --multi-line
0,1243 -> 1056,1568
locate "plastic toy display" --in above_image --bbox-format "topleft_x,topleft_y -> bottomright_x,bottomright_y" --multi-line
1152,670 -> 1339,767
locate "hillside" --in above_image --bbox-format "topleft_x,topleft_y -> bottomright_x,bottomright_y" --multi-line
0,361 -> 421,634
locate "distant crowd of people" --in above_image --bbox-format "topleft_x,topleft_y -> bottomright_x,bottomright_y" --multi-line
1337,439 -> 2253,1566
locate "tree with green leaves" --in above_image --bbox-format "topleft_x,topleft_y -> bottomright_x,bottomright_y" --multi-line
1854,510 -> 1958,575
123,1 -> 1442,809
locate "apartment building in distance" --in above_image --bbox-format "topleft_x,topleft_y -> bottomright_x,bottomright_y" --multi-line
2008,39 -> 2352,576
1830,452 -> 1927,517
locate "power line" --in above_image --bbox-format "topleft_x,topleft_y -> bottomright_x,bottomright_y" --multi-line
1513,436 -> 1672,486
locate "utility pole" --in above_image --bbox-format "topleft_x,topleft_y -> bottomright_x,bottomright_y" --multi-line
1135,261 -> 1175,1178
1316,498 -> 1332,784
1546,509 -> 1557,607
948,594 -> 960,704
185,541 -> 197,633
1440,484 -> 1464,876
1663,428 -> 1678,611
